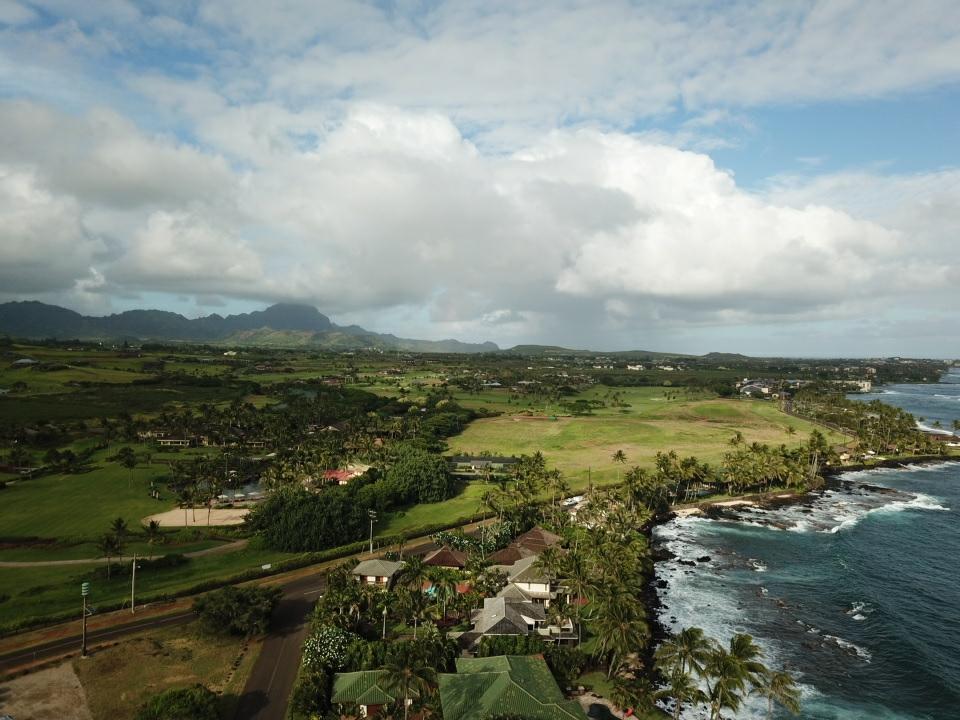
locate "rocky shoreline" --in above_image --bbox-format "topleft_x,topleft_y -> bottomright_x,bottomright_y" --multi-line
646,454 -> 960,650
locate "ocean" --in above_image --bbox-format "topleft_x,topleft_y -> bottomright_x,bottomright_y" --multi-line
653,368 -> 960,719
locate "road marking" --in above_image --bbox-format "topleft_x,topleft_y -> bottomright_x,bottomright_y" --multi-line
264,637 -> 287,695
303,589 -> 324,596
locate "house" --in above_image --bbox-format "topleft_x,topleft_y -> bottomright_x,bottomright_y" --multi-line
487,526 -> 562,565
438,655 -> 587,720
447,455 -> 520,473
492,555 -> 557,605
156,437 -> 194,447
332,670 -> 395,717
469,597 -> 548,639
352,559 -> 404,588
423,546 -> 468,570
321,463 -> 370,486
512,527 -> 562,553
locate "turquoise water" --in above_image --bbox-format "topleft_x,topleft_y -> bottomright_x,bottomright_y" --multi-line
655,372 -> 960,719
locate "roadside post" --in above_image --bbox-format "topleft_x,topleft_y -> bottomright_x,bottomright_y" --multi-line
80,581 -> 90,657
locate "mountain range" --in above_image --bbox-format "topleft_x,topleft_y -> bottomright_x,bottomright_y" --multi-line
0,301 -> 500,354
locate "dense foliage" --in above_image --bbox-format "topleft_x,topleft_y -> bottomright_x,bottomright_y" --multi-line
133,684 -> 220,720
247,443 -> 459,552
192,585 -> 281,636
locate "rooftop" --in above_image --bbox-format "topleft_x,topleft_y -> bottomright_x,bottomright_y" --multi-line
439,655 -> 587,720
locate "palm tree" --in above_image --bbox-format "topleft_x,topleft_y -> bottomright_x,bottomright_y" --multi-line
110,517 -> 128,557
757,668 -> 801,718
382,658 -> 436,720
728,633 -> 767,689
704,647 -> 746,720
657,667 -> 708,720
588,588 -> 649,677
656,626 -> 715,679
145,520 -> 163,545
428,568 -> 459,621
612,449 -> 627,482
96,534 -> 120,579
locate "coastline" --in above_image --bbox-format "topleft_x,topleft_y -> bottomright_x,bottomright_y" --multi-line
646,453 -> 960,650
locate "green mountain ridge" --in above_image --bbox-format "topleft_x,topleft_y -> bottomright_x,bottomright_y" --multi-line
0,301 -> 499,354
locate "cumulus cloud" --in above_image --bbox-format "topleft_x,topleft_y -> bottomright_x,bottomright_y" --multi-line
1,2 -> 959,352
0,166 -> 104,293
0,101 -> 234,208
2,100 -> 955,347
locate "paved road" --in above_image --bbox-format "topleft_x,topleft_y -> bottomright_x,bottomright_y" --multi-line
231,533 -> 457,720
233,573 -> 326,720
0,610 -> 195,674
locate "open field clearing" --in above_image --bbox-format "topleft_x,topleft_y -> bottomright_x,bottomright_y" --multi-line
0,462 -> 174,541
448,390 -> 847,485
70,620 -> 259,720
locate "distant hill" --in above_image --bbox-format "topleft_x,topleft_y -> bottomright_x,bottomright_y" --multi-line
0,301 -> 499,353
503,344 -> 692,359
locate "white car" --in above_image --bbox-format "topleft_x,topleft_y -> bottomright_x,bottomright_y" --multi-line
562,495 -> 584,507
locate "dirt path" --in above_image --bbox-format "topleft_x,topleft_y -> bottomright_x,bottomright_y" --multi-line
0,539 -> 249,568
0,662 -> 93,720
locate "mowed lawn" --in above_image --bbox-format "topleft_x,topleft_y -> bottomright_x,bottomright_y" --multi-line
0,454 -> 182,543
448,388 -> 848,486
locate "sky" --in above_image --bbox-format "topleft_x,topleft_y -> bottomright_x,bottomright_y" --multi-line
1,1 -> 959,357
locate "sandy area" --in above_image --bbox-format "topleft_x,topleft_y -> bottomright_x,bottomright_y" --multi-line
143,507 -> 249,527
674,507 -> 703,517
712,499 -> 755,507
0,662 -> 93,720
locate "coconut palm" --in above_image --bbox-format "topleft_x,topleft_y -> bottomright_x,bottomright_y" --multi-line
588,588 -> 649,677
656,626 -> 715,679
610,449 -> 628,486
96,534 -> 121,579
145,519 -> 163,545
704,647 -> 747,720
657,667 -> 708,720
728,633 -> 767,691
757,668 -> 801,718
381,658 -> 436,720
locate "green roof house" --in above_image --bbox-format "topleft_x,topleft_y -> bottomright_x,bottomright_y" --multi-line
439,655 -> 587,720
332,670 -> 395,717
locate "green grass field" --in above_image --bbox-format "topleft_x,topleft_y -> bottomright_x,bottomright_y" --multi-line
448,388 -> 847,485
0,545 -> 294,632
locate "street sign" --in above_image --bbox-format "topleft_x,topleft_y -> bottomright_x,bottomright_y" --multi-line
81,582 -> 90,596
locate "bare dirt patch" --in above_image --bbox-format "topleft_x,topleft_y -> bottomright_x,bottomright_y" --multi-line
0,662 -> 93,720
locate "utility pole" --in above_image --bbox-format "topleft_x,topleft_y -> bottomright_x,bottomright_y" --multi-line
382,606 -> 387,639
131,554 -> 137,614
80,582 -> 90,658
368,510 -> 377,554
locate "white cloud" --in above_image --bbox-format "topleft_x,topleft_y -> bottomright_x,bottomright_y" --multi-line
0,166 -> 104,292
2,101 -> 956,347
0,101 -> 235,208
